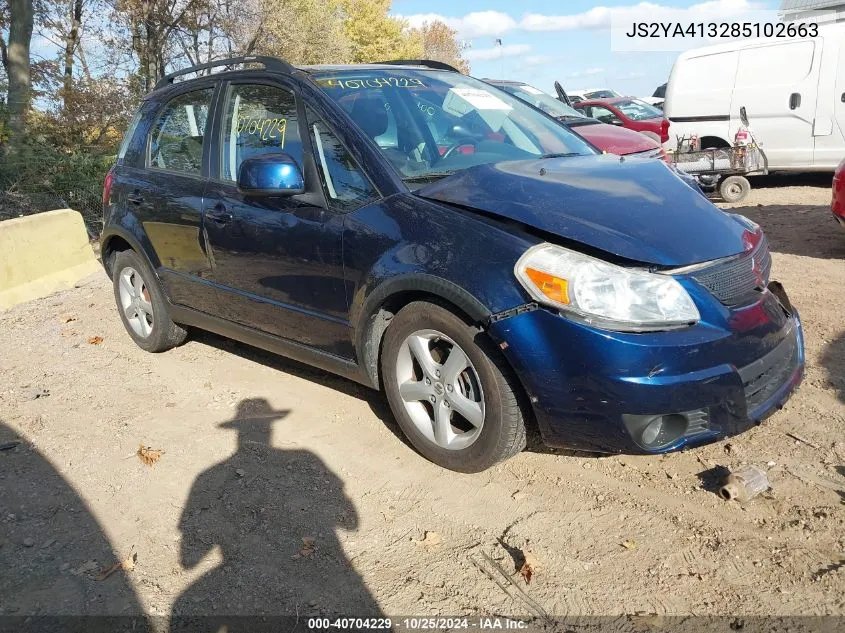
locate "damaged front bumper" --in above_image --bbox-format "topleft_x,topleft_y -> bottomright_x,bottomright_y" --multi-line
486,285 -> 804,454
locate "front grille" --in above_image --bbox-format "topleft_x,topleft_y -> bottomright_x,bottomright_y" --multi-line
689,235 -> 772,306
738,324 -> 799,414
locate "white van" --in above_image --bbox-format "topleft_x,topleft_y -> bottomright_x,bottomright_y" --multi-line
664,22 -> 845,171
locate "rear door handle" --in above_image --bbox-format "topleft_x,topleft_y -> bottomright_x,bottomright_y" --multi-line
127,192 -> 144,205
205,204 -> 233,225
789,92 -> 801,110
841,92 -> 845,103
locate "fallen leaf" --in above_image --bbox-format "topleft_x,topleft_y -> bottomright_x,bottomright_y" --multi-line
297,536 -> 315,558
621,540 -> 638,550
137,445 -> 164,466
95,552 -> 136,581
519,550 -> 539,584
63,316 -> 77,323
88,336 -> 104,345
416,531 -> 443,547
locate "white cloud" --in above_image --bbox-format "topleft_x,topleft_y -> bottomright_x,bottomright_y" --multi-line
569,67 -> 606,78
465,43 -> 532,61
399,0 -> 766,38
398,10 -> 517,38
615,71 -> 646,80
521,6 -> 612,31
522,55 -> 553,66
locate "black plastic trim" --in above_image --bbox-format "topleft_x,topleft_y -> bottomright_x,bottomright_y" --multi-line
169,304 -> 371,387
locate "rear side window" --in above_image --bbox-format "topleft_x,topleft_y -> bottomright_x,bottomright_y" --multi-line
221,84 -> 303,182
118,109 -> 143,161
148,88 -> 214,175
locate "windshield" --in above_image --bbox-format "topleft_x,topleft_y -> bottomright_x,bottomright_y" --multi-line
584,89 -> 620,99
496,84 -> 585,120
313,70 -> 595,183
614,98 -> 663,121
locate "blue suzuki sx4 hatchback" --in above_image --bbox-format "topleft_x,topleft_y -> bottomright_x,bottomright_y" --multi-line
101,57 -> 804,472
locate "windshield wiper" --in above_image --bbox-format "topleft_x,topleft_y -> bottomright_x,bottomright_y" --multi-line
539,152 -> 582,159
403,172 -> 456,183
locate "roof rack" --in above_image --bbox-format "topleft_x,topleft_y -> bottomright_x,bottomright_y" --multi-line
154,56 -> 296,91
375,59 -> 461,73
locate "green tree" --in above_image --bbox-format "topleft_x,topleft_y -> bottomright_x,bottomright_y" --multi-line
247,0 -> 350,64
342,0 -> 422,63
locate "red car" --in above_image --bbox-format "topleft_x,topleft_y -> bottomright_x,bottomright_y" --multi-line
488,80 -> 666,161
834,157 -> 845,227
574,97 -> 670,145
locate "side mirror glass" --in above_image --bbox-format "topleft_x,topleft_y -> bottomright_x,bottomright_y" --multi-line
237,153 -> 305,196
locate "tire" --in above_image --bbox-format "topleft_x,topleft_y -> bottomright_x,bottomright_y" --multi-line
719,175 -> 750,203
111,249 -> 187,353
381,301 -> 527,473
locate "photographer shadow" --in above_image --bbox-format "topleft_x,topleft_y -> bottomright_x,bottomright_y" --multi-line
171,398 -> 383,632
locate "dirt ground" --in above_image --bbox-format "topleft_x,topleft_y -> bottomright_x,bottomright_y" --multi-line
1,175 -> 844,625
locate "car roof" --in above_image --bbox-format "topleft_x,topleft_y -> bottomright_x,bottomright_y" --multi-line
298,63 -> 440,73
149,58 -> 457,97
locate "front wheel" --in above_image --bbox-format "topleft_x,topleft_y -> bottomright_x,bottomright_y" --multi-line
381,301 -> 527,472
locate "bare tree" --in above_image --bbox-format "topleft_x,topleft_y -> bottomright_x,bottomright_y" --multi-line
2,0 -> 35,152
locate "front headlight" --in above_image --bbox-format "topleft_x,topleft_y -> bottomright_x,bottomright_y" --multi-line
515,243 -> 700,331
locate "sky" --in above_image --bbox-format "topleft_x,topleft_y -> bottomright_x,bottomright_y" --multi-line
392,0 -> 782,98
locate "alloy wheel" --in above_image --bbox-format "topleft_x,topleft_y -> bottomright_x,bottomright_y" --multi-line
118,266 -> 154,338
395,329 -> 485,450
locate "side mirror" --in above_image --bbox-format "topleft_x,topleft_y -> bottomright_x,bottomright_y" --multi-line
739,106 -> 749,127
237,153 -> 305,196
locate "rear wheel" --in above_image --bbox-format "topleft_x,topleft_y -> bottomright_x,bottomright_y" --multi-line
112,249 -> 187,353
719,175 -> 750,203
381,301 -> 527,472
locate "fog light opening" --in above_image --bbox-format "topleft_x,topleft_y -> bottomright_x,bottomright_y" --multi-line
640,414 -> 688,448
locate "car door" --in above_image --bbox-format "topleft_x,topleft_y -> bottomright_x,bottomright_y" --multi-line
138,84 -> 219,314
202,79 -> 355,358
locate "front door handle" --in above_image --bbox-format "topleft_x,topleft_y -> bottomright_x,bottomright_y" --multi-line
789,92 -> 801,110
205,204 -> 233,225
841,92 -> 845,103
127,192 -> 144,205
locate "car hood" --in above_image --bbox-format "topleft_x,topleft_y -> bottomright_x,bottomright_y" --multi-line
415,155 -> 748,267
568,121 -> 659,155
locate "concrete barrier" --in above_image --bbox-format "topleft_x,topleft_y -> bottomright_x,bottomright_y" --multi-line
0,209 -> 101,311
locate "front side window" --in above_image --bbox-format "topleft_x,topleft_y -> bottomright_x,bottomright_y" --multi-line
148,88 -> 214,175
307,110 -> 379,211
585,105 -> 622,125
221,84 -> 304,182
313,70 -> 595,184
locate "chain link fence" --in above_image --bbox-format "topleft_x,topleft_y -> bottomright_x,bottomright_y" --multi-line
0,151 -> 114,237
